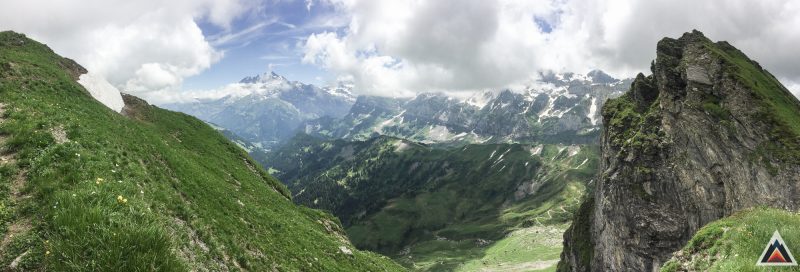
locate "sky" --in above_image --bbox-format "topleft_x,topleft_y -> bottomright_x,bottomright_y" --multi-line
1,0 -> 799,104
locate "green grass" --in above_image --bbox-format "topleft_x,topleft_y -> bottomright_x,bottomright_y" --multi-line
267,134 -> 598,271
702,39 -> 800,163
392,225 -> 564,272
456,224 -> 566,272
661,208 -> 800,272
0,31 -> 403,271
602,81 -> 664,157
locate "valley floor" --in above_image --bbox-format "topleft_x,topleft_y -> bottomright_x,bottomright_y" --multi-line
398,224 -> 566,271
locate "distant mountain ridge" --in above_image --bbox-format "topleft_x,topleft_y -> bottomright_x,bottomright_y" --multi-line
166,70 -> 631,152
163,71 -> 355,150
304,71 -> 631,146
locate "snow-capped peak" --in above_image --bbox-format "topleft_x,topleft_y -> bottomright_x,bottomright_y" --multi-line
239,71 -> 289,84
541,70 -> 619,85
465,90 -> 497,108
586,70 -> 617,84
323,85 -> 356,102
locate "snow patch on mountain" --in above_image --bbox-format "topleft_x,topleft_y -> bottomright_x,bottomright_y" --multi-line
465,91 -> 496,108
426,125 -> 456,142
538,94 -> 571,120
77,73 -> 124,112
530,144 -> 543,156
588,97 -> 599,125
566,145 -> 581,157
393,140 -> 412,153
374,110 -> 406,133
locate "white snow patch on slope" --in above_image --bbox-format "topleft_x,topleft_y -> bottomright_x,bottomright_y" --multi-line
77,73 -> 124,112
465,91 -> 495,108
427,125 -> 455,142
539,95 -> 569,119
588,97 -> 599,125
489,149 -> 498,159
374,110 -> 406,133
577,158 -> 589,168
567,145 -> 581,157
393,141 -> 411,153
530,144 -> 543,156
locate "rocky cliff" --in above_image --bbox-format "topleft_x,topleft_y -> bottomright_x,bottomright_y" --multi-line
559,30 -> 800,271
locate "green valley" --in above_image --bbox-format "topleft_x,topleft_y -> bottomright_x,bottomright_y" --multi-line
265,133 -> 598,271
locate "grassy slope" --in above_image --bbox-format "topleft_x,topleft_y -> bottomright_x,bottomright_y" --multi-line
397,146 -> 593,271
267,134 -> 598,271
701,39 -> 800,163
0,31 -> 402,271
662,208 -> 800,272
456,224 -> 565,272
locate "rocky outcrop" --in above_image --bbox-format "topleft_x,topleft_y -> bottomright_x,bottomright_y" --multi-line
559,30 -> 800,271
121,93 -> 150,120
58,57 -> 87,81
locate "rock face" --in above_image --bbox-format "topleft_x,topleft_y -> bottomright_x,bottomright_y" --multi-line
559,30 -> 800,271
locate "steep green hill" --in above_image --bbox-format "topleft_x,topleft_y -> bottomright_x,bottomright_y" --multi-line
266,133 -> 598,270
0,31 -> 402,271
662,208 -> 800,271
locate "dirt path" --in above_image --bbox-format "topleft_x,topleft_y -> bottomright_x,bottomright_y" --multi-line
0,103 -> 33,266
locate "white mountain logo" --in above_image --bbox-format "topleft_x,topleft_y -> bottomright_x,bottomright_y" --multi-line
756,230 -> 797,266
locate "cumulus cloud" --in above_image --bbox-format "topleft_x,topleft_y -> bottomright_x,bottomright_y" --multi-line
303,0 -> 800,97
0,0 -> 252,95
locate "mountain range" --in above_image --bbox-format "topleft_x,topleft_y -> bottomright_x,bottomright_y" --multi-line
162,63 -> 632,271
164,72 -> 355,151
164,70 -> 631,152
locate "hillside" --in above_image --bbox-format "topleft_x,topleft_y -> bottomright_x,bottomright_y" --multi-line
661,208 -> 800,271
266,133 -> 598,270
0,31 -> 402,271
559,30 -> 800,271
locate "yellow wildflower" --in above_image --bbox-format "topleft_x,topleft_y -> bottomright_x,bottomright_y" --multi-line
117,195 -> 128,204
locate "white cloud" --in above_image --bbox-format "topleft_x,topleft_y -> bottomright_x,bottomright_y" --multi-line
144,80 -> 294,104
783,80 -> 800,98
304,0 -> 800,97
306,0 -> 315,11
0,0 -> 252,95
